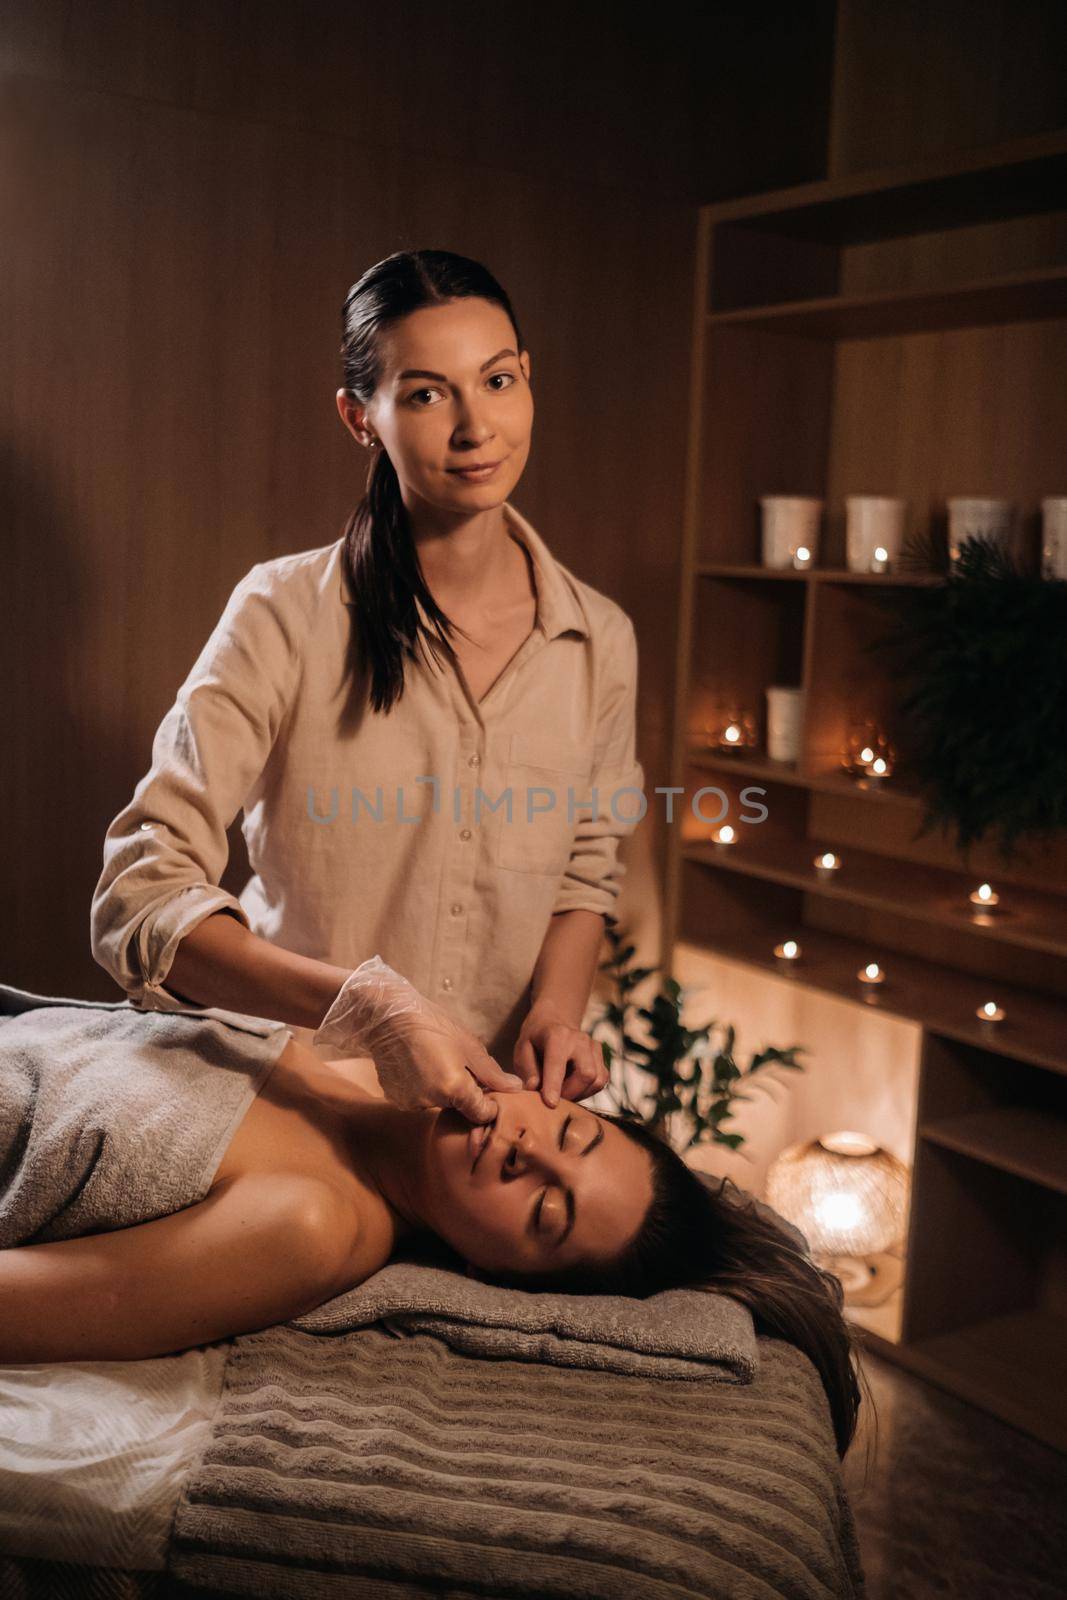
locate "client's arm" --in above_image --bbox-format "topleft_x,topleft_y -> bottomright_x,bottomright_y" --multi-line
0,1173 -> 356,1364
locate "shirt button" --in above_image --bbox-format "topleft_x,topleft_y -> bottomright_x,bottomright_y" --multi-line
468,753 -> 481,768
450,902 -> 463,916
441,977 -> 453,991
459,827 -> 472,840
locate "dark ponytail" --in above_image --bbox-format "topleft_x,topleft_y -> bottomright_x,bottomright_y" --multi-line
484,1112 -> 874,1465
339,249 -> 527,715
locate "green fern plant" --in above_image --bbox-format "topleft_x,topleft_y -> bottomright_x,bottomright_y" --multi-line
590,924 -> 806,1158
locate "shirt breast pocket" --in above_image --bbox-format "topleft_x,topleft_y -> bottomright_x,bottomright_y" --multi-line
492,732 -> 593,876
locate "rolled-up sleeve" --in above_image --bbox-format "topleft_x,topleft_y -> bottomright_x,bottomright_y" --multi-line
552,613 -> 645,925
90,563 -> 303,1010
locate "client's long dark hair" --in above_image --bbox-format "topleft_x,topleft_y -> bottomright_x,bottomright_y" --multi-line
484,1113 -> 872,1464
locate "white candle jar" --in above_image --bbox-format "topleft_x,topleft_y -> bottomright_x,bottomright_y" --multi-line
766,685 -> 805,763
760,496 -> 823,570
846,496 -> 907,573
1041,497 -> 1067,580
947,497 -> 1014,564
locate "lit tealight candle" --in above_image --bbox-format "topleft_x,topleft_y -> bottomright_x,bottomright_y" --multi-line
969,882 -> 1000,909
976,1000 -> 1006,1024
857,962 -> 885,986
774,939 -> 801,962
864,756 -> 890,786
814,851 -> 841,880
870,545 -> 890,573
722,721 -> 742,747
714,824 -> 737,851
792,545 -> 813,570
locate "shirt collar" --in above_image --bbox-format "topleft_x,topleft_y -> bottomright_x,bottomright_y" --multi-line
337,501 -> 590,641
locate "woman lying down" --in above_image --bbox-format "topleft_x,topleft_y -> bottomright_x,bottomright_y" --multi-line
0,960 -> 864,1459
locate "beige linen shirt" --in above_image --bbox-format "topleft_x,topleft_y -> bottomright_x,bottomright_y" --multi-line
90,502 -> 645,1063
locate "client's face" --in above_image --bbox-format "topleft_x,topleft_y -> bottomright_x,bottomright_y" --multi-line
426,1090 -> 653,1276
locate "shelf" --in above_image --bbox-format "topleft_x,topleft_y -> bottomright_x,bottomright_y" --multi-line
706,265 -> 1067,340
697,564 -> 943,586
919,1107 -> 1067,1196
687,745 -> 923,808
698,563 -> 810,582
681,827 -> 1067,958
676,124 -> 1067,1455
674,903 -> 1067,1077
902,1310 -> 1067,1455
702,128 -> 1067,244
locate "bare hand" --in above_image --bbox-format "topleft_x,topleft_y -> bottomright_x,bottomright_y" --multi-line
512,999 -> 609,1108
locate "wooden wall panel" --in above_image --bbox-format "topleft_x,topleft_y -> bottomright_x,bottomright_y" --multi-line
2,0 -> 774,998
829,0 -> 1067,177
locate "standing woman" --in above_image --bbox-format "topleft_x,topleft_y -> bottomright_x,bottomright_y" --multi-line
91,250 -> 645,1123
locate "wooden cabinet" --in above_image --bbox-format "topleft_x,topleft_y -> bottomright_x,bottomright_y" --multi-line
666,129 -> 1067,1451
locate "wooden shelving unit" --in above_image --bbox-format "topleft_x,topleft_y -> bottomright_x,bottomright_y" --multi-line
666,127 -> 1067,1453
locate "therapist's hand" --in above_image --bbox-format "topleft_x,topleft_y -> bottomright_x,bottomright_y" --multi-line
313,955 -> 523,1125
513,999 -> 609,1108
384,1014 -> 523,1125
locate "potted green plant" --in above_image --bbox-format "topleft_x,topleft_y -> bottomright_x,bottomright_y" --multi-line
866,530 -> 1067,862
589,924 -> 807,1163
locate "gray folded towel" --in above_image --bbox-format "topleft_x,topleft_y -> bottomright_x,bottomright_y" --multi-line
288,1253 -> 760,1379
287,1175 -> 809,1381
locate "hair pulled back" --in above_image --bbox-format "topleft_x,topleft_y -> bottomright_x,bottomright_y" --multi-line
339,250 -> 526,714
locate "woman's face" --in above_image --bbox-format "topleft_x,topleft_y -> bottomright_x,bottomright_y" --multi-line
339,297 -> 534,516
426,1091 -> 654,1277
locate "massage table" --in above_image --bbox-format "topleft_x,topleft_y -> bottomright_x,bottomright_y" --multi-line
1,1262 -> 867,1600
1,986 -> 867,1596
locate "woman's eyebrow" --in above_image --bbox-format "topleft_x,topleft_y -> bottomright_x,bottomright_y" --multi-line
555,1119 -> 605,1244
396,348 -> 517,383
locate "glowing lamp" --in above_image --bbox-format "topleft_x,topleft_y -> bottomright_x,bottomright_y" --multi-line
766,1132 -> 910,1299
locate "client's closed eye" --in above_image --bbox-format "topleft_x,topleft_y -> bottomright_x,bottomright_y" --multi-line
533,1115 -> 605,1242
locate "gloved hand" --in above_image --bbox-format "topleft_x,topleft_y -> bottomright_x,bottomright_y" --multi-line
313,955 -> 523,1125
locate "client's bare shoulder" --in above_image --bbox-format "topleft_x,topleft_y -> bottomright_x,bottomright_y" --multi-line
211,1036 -> 395,1297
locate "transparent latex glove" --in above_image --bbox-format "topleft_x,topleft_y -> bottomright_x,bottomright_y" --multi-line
313,955 -> 522,1125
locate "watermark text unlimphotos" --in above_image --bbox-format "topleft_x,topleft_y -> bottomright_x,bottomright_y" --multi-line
306,777 -> 770,828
